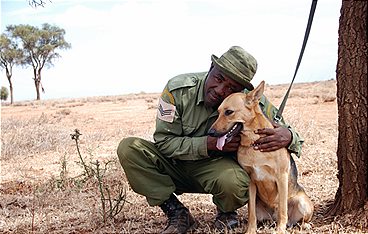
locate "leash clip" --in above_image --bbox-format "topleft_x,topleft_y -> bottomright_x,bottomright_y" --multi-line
274,115 -> 282,123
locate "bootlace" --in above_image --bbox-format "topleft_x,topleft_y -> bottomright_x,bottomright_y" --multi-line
215,210 -> 238,229
167,208 -> 190,228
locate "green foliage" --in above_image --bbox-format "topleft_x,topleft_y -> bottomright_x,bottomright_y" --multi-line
0,34 -> 23,72
1,86 -> 9,101
3,23 -> 71,100
6,23 -> 71,69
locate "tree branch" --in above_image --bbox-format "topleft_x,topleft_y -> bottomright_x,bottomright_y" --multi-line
28,0 -> 51,8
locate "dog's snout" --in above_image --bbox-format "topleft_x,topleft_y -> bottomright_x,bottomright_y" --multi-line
207,128 -> 216,136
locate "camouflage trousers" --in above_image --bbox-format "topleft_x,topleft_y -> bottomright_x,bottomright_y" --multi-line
117,137 -> 250,212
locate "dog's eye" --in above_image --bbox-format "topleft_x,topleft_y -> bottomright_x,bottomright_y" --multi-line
224,110 -> 234,116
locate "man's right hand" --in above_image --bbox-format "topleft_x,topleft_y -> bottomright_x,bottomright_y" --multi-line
207,135 -> 241,152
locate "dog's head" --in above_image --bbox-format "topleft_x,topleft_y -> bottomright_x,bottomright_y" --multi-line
208,81 -> 265,148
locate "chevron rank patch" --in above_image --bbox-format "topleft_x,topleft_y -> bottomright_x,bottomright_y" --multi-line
157,97 -> 176,123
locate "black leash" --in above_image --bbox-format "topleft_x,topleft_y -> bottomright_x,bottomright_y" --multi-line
274,0 -> 318,123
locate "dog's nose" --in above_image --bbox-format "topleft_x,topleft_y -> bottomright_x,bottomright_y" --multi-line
207,128 -> 216,136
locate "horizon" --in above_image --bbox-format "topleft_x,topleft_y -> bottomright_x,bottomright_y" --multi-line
1,0 -> 341,102
0,79 -> 336,104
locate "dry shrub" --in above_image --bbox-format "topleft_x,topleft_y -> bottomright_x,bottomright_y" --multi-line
319,94 -> 337,103
1,180 -> 104,233
10,101 -> 40,107
1,113 -> 71,161
0,153 -> 129,233
56,108 -> 72,115
283,105 -> 339,201
266,80 -> 337,105
56,103 -> 84,109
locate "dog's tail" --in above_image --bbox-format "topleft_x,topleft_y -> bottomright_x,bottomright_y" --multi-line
289,155 -> 305,192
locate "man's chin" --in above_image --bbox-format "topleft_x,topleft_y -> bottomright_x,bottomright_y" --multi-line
204,100 -> 220,108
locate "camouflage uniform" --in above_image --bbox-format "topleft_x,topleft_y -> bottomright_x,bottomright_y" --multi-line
117,72 -> 303,212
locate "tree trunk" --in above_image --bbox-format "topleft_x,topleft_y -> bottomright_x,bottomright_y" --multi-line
329,0 -> 368,217
33,68 -> 41,100
5,66 -> 13,104
9,80 -> 13,105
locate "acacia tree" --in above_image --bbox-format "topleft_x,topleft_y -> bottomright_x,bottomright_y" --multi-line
328,0 -> 368,227
0,34 -> 23,104
6,23 -> 71,100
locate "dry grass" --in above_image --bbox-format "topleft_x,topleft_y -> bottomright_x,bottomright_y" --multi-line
1,80 -> 367,233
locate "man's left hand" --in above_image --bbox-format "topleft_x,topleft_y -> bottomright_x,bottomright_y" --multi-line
252,122 -> 292,152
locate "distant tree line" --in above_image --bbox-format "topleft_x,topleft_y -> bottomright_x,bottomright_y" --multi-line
0,23 -> 71,104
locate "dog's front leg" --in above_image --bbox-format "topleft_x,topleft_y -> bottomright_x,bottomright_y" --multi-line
246,180 -> 257,234
276,172 -> 288,234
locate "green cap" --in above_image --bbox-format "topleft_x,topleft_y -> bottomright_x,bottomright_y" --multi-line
211,46 -> 257,90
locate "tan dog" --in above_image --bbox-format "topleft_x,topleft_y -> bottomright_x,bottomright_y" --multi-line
208,81 -> 313,234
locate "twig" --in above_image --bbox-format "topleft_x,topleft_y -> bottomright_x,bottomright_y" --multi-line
70,129 -> 90,177
94,160 -> 107,223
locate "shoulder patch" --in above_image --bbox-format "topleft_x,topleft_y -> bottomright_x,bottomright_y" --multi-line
157,97 -> 176,123
161,88 -> 175,105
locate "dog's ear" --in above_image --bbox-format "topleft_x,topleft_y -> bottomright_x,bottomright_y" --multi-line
246,81 -> 265,103
253,81 -> 265,101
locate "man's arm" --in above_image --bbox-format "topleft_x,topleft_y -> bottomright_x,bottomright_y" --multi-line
255,95 -> 304,157
153,87 -> 209,161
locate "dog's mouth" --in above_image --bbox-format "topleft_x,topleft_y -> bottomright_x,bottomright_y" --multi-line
216,122 -> 243,150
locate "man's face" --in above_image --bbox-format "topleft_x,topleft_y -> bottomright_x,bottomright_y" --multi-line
204,64 -> 245,108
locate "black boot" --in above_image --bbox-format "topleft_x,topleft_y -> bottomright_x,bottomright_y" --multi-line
214,207 -> 238,230
159,194 -> 197,234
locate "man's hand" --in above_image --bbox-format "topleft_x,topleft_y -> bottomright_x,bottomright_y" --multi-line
253,122 -> 292,152
207,135 -> 240,152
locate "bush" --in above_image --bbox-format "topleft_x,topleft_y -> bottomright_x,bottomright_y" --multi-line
1,86 -> 9,101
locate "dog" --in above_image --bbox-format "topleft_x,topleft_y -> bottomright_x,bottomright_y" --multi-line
208,81 -> 313,234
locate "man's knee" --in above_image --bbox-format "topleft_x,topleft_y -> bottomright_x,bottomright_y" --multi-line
212,169 -> 250,211
117,137 -> 144,164
216,169 -> 249,195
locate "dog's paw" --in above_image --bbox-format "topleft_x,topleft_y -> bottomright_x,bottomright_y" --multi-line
300,222 -> 312,230
246,228 -> 257,234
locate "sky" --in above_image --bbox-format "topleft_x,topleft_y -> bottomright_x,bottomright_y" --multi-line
1,0 -> 341,101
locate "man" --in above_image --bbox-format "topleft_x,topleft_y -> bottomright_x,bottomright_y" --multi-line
117,46 -> 303,233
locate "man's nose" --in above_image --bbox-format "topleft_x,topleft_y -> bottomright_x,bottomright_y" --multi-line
214,84 -> 226,98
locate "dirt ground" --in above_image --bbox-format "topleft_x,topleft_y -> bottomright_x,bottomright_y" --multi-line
1,80 -> 367,233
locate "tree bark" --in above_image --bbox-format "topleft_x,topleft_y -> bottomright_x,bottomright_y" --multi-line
329,0 -> 368,217
8,79 -> 13,105
5,65 -> 13,104
33,68 -> 41,100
